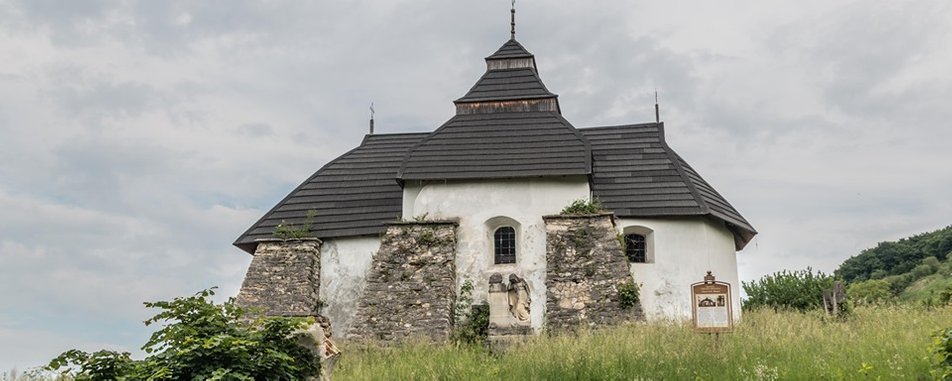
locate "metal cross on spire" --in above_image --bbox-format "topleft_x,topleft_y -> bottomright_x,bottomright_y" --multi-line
369,102 -> 375,135
511,0 -> 516,40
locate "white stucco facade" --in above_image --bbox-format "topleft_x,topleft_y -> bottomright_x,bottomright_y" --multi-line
319,236 -> 380,334
318,180 -> 743,331
402,176 -> 591,330
617,217 -> 741,321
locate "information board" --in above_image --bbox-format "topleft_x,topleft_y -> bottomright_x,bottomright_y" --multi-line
691,272 -> 733,333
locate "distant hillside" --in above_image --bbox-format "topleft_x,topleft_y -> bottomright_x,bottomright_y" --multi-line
835,225 -> 952,282
835,225 -> 952,304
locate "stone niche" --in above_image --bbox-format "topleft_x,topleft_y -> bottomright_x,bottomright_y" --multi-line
544,213 -> 644,330
235,238 -> 322,316
347,221 -> 458,341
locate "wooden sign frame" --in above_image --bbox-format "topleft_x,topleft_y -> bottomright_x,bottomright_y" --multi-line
691,272 -> 733,333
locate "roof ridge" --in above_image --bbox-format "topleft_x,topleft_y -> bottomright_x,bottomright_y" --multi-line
579,122 -> 661,130
655,123 -> 713,216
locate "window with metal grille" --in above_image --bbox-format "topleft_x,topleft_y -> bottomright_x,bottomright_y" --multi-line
494,226 -> 516,264
625,233 -> 647,263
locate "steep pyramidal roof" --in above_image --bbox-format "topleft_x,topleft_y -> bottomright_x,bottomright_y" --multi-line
234,35 -> 757,253
398,39 -> 585,181
487,39 -> 534,59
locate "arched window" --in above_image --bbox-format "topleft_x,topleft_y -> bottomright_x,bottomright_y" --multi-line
494,226 -> 516,264
625,233 -> 647,263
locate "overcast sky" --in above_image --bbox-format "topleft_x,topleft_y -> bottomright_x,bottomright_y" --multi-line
2,0 -> 951,370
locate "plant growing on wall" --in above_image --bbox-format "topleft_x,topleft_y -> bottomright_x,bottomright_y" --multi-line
618,280 -> 641,309
560,199 -> 604,215
273,209 -> 317,240
451,279 -> 489,344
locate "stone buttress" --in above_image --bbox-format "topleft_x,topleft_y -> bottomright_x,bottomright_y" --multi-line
347,221 -> 458,341
235,238 -> 323,316
544,214 -> 644,330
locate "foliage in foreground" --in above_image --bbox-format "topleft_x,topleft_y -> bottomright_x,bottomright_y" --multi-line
741,267 -> 834,311
334,305 -> 950,380
935,327 -> 952,380
48,288 -> 319,380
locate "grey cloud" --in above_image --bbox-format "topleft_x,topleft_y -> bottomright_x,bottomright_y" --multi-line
233,122 -> 274,137
2,0 -> 952,371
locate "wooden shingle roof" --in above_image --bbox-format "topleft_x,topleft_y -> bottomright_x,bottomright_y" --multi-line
233,133 -> 427,253
579,123 -> 756,250
234,36 -> 756,254
397,112 -> 590,181
486,39 -> 534,59
455,68 -> 556,103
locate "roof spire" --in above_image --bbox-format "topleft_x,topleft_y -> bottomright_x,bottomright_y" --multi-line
369,102 -> 375,135
654,89 -> 661,123
510,0 -> 516,40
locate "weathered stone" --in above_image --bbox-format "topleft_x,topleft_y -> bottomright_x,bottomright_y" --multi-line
543,214 -> 644,330
236,239 -> 322,316
347,221 -> 458,341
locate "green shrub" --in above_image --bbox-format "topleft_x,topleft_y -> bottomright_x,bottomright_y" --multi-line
452,304 -> 490,344
742,268 -> 833,311
617,280 -> 641,309
452,279 -> 488,344
48,288 -> 319,380
940,282 -> 952,306
848,279 -> 894,304
933,327 -> 952,380
560,199 -> 604,215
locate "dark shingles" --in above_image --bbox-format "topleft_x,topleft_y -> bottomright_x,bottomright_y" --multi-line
486,39 -> 534,59
579,123 -> 756,250
455,68 -> 556,103
233,133 -> 428,254
398,112 -> 591,181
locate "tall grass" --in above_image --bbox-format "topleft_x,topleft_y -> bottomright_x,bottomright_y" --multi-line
335,305 -> 950,380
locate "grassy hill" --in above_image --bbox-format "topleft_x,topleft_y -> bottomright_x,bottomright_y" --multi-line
835,225 -> 952,305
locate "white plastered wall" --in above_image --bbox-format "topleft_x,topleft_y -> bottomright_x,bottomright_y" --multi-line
617,217 -> 741,322
319,236 -> 380,334
403,176 -> 591,330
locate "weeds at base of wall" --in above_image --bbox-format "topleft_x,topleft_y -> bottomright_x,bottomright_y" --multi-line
451,279 -> 489,344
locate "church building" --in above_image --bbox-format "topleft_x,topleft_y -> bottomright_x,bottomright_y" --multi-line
233,11 -> 756,340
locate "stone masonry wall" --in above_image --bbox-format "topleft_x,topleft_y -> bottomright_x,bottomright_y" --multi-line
235,239 -> 322,316
544,214 -> 644,330
348,221 -> 458,341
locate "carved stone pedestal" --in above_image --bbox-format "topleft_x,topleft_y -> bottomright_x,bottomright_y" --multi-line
487,273 -> 532,352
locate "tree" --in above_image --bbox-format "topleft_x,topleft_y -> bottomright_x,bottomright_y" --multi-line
847,279 -> 893,304
742,268 -> 833,311
49,288 -> 319,380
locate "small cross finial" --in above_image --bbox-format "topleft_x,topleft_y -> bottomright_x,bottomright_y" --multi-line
369,102 -> 375,135
511,0 -> 516,40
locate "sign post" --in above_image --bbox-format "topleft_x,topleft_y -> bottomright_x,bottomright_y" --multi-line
691,271 -> 733,334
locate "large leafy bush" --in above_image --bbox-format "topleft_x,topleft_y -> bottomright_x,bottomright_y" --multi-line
742,268 -> 833,311
48,288 -> 319,380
